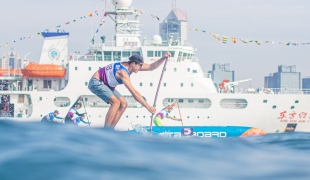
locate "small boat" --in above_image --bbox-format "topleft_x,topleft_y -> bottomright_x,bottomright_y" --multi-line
21,62 -> 66,78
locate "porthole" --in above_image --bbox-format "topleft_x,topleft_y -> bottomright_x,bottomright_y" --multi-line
263,100 -> 267,103
295,100 -> 299,103
291,106 -> 295,109
187,116 -> 189,118
272,105 -> 277,109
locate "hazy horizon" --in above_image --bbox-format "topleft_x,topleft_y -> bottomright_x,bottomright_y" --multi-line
1,0 -> 309,88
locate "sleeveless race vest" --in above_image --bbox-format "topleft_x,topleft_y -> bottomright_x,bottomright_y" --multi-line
156,109 -> 169,119
98,62 -> 131,90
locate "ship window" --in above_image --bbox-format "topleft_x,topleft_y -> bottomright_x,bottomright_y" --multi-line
43,80 -> 52,89
162,51 -> 167,56
104,51 -> 112,61
164,83 -> 166,87
220,99 -> 248,109
198,99 -> 204,103
168,99 -> 171,102
178,99 -> 184,103
191,83 -> 194,87
122,51 -> 131,58
18,95 -> 24,103
272,105 -> 277,109
75,67 -> 78,70
136,116 -> 139,118
54,97 -> 71,107
263,100 -> 267,103
197,116 -> 200,118
170,51 -> 175,57
295,100 -> 299,103
113,51 -> 121,61
126,116 -> 128,118
192,70 -> 198,73
188,99 -> 194,103
132,51 -> 140,55
85,82 -> 88,86
180,83 -> 183,87
187,68 -> 190,72
39,97 -> 42,101
150,83 -> 153,87
187,116 -> 190,118
140,82 -> 142,86
88,67 -> 91,71
155,51 -> 161,57
183,53 -> 187,57
291,106 -> 295,109
147,51 -> 154,57
174,68 -> 177,72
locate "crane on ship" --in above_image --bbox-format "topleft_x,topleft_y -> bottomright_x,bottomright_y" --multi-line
218,78 -> 252,93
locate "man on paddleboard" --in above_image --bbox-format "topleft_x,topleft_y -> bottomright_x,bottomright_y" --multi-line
88,52 -> 171,129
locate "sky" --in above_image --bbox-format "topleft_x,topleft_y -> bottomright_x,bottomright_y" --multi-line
0,0 -> 310,88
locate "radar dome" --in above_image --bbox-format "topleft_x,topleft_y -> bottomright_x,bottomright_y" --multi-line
153,35 -> 162,45
113,0 -> 132,9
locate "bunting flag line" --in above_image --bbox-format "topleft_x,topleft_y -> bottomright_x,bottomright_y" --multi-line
222,36 -> 228,44
232,37 -> 236,43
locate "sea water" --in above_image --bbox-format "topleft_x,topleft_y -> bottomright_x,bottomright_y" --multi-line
0,120 -> 310,180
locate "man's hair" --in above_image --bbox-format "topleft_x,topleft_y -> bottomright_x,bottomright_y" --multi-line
128,54 -> 144,64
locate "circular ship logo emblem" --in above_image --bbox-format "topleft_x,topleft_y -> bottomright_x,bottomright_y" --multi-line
48,49 -> 60,60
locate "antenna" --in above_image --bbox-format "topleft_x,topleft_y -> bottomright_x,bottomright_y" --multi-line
172,0 -> 176,9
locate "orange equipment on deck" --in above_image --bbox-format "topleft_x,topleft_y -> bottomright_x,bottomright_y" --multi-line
0,68 -> 23,76
21,62 -> 66,78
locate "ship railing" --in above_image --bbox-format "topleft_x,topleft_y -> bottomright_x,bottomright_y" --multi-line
71,55 -> 104,61
236,88 -> 310,94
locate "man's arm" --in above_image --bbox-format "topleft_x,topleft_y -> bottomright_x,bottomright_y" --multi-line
118,71 -> 156,114
140,52 -> 171,71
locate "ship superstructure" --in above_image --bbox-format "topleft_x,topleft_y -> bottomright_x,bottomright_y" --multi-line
0,0 -> 309,134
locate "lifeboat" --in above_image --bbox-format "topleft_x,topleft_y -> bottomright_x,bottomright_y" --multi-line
0,68 -> 23,76
21,62 -> 66,78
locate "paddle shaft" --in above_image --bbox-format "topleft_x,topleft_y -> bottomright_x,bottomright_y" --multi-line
81,96 -> 91,127
177,101 -> 183,126
150,58 -> 169,133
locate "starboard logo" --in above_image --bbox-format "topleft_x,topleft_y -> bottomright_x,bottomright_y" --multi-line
48,48 -> 60,60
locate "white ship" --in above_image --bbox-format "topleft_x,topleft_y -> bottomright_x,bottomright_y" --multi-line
0,0 -> 309,136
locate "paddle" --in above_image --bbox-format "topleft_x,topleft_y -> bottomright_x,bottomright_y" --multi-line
177,101 -> 183,126
150,57 -> 169,133
81,96 -> 91,127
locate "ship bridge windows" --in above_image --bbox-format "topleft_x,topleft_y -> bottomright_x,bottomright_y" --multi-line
95,51 -> 102,61
163,98 -> 211,109
192,70 -> 198,73
220,99 -> 248,109
132,51 -> 140,55
122,51 -> 131,58
187,68 -> 190,72
155,51 -> 161,57
54,97 -> 71,107
162,51 -> 175,57
177,52 -> 183,62
104,51 -> 112,61
147,51 -> 154,57
113,51 -> 121,61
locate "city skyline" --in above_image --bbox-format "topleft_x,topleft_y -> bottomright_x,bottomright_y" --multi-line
0,0 -> 309,88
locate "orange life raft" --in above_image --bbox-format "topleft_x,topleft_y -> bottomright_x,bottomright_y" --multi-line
21,62 -> 66,78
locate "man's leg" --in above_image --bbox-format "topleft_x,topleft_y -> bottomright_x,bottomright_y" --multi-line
111,96 -> 128,128
105,96 -> 120,127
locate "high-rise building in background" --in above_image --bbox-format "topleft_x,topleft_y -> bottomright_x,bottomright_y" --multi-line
159,8 -> 188,46
208,63 -> 235,87
302,77 -> 310,94
264,65 -> 301,93
1,50 -> 22,69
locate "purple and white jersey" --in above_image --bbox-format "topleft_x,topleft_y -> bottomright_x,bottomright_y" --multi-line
98,62 -> 131,90
156,109 -> 169,119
